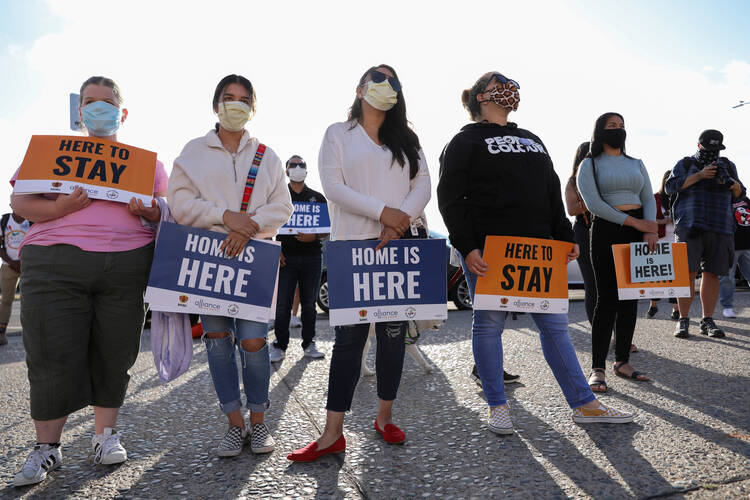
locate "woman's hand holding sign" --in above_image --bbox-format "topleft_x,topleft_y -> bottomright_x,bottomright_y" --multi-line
643,232 -> 658,253
567,243 -> 580,263
223,210 -> 259,239
128,198 -> 161,222
376,226 -> 400,251
465,249 -> 489,277
220,230 -> 250,258
55,186 -> 92,215
380,207 -> 410,235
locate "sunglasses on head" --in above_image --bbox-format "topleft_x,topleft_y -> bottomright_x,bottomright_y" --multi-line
369,71 -> 401,92
287,161 -> 307,169
489,73 -> 520,89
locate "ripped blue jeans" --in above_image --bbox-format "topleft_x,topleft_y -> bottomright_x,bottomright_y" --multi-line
325,321 -> 406,412
200,315 -> 270,414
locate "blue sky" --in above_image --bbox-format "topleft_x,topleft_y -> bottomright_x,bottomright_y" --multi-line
0,0 -> 748,233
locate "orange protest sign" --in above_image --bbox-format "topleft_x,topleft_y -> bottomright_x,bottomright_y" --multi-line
474,236 -> 573,313
14,135 -> 157,204
612,242 -> 691,299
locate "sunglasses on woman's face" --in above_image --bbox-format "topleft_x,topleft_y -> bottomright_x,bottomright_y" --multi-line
489,73 -> 520,89
288,161 -> 307,169
370,71 -> 401,92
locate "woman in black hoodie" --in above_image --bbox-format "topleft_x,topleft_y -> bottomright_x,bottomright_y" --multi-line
437,71 -> 634,434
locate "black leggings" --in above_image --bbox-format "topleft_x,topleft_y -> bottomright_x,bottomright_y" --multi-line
590,214 -> 643,369
325,321 -> 406,412
573,218 -> 596,324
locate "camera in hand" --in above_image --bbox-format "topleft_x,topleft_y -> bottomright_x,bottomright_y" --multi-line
713,162 -> 733,188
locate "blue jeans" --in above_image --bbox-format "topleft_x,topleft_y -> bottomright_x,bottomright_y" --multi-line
460,253 -> 595,409
273,254 -> 322,350
719,249 -> 750,308
200,315 -> 270,414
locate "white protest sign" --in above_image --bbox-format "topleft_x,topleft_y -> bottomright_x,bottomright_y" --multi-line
629,242 -> 675,283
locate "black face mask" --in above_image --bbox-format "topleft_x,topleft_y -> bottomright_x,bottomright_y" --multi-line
696,149 -> 720,165
601,128 -> 626,149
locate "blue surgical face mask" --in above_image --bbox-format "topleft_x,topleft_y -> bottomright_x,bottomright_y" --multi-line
81,101 -> 122,137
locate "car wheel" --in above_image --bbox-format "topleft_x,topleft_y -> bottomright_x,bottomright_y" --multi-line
317,273 -> 330,313
452,277 -> 473,310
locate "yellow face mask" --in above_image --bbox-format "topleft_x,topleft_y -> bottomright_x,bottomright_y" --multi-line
217,101 -> 251,132
363,80 -> 398,111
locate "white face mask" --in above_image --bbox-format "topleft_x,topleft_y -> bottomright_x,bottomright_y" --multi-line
363,80 -> 398,111
216,101 -> 251,132
288,166 -> 307,182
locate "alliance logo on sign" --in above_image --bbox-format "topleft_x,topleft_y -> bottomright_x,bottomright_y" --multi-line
373,309 -> 398,320
195,298 -> 221,312
513,299 -> 535,310
178,294 -> 189,307
106,190 -> 119,200
227,304 -> 239,316
405,307 -> 416,319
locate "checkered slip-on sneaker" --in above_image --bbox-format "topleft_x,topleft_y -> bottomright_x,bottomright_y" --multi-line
249,423 -> 275,454
572,403 -> 634,424
216,426 -> 246,457
488,405 -> 514,435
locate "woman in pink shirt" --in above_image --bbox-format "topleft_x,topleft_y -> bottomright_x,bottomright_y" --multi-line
10,76 -> 167,488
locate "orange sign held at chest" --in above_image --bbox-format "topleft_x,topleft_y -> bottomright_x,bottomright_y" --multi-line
14,135 -> 157,204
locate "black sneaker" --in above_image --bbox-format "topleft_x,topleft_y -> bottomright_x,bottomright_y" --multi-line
646,305 -> 658,318
670,309 -> 680,321
700,317 -> 725,338
674,318 -> 690,338
470,365 -> 520,386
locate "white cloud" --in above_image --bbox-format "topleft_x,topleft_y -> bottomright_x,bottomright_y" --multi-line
1,0 -> 748,233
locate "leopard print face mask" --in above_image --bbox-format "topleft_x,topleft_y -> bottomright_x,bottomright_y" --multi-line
480,82 -> 520,111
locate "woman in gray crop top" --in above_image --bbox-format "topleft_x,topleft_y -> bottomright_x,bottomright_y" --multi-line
576,112 -> 658,393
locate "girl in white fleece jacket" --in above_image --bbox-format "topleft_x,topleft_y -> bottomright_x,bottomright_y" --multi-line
168,74 -> 292,458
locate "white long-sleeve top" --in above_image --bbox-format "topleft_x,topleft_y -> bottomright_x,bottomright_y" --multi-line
168,130 -> 293,238
318,121 -> 431,241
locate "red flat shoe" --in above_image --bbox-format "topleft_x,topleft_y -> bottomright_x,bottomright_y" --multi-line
374,419 -> 406,444
287,435 -> 346,462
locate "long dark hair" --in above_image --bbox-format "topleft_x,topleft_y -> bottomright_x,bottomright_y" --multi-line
588,112 -> 631,158
570,141 -> 590,184
659,170 -> 671,198
348,64 -> 421,179
212,74 -> 256,132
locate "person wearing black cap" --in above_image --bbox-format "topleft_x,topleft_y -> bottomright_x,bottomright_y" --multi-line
664,130 -> 745,339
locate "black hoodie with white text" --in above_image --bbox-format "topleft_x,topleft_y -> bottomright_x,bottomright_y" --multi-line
437,122 -> 574,258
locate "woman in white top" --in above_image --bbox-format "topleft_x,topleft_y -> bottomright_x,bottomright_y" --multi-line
168,74 -> 293,458
287,64 -> 431,462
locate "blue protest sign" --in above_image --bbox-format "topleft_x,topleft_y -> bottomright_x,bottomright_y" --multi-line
278,201 -> 331,234
326,239 -> 447,326
145,222 -> 281,322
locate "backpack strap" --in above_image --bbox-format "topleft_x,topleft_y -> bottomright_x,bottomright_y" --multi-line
240,144 -> 266,213
0,213 -> 10,250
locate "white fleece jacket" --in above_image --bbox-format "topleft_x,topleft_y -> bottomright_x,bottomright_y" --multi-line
319,121 -> 431,241
168,130 -> 293,238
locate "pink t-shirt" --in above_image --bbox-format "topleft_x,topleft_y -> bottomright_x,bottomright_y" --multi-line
10,161 -> 168,253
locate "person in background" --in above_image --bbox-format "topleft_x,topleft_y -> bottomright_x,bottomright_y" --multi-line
0,211 -> 30,346
440,72 -> 633,434
565,141 -> 595,323
169,74 -> 293,458
665,130 -> 744,338
646,171 -> 679,320
270,155 -> 327,362
577,112 -> 656,392
288,64 -> 431,462
11,76 -> 166,487
718,195 -> 750,318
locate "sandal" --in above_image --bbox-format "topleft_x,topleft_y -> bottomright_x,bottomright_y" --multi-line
613,363 -> 648,381
630,344 -> 638,353
588,369 -> 607,393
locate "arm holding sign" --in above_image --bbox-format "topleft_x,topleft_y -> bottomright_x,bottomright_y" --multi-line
319,129 -> 387,221
398,150 -> 432,222
437,135 -> 479,258
10,187 -> 92,223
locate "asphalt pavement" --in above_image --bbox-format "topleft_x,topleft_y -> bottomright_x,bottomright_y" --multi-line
0,294 -> 748,499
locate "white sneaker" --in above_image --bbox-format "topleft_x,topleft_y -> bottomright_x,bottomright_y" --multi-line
572,402 -> 634,424
289,316 -> 302,328
269,346 -> 286,363
303,343 -> 325,359
13,444 -> 62,487
488,405 -> 514,435
248,423 -> 275,454
722,307 -> 737,318
92,427 -> 127,465
216,426 -> 246,457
